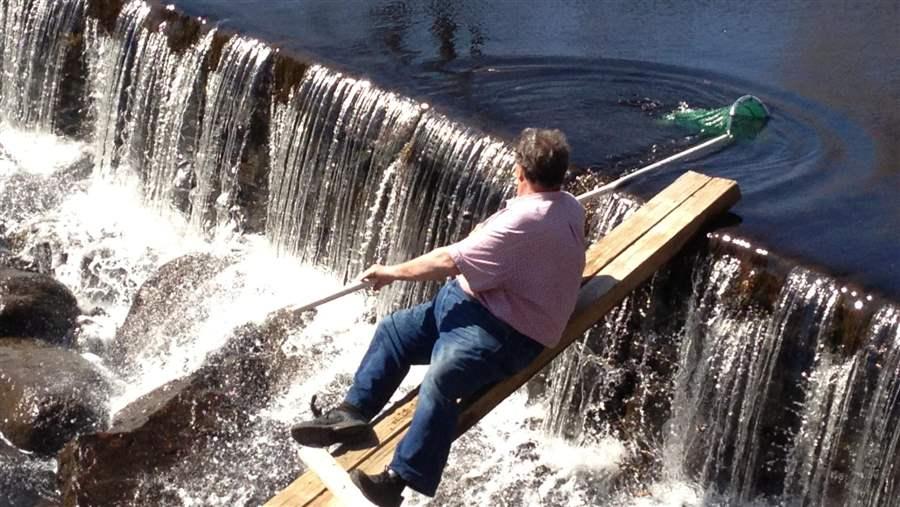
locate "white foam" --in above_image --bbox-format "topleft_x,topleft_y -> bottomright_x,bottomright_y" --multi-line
0,123 -> 88,176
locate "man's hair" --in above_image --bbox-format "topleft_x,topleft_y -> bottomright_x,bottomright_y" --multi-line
515,128 -> 570,189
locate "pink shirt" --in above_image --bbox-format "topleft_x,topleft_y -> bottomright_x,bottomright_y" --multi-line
446,191 -> 585,347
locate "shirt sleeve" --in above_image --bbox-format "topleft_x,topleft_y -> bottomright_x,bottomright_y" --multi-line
446,213 -> 526,293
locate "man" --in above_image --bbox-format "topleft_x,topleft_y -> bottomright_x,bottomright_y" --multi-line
291,128 -> 586,506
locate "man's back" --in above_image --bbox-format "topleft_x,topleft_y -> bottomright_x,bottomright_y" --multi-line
448,190 -> 586,347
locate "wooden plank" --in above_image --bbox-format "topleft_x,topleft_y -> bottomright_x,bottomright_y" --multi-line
305,432 -> 407,507
266,172 -> 740,506
265,394 -> 418,507
295,447 -> 376,507
582,171 -> 711,278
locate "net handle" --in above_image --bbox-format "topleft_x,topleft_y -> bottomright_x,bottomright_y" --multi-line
576,133 -> 731,204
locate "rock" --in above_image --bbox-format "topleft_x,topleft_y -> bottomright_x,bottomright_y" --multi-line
78,246 -> 134,304
0,268 -> 81,345
0,439 -> 60,507
0,156 -> 92,224
0,339 -> 109,456
1,224 -> 46,275
58,307 -> 313,506
108,253 -> 230,369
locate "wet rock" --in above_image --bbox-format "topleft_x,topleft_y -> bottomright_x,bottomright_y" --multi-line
71,309 -> 111,356
146,4 -> 203,53
0,339 -> 109,456
58,307 -> 313,506
109,253 -> 230,369
78,246 -> 135,304
0,239 -> 55,276
1,439 -> 60,507
272,51 -> 310,105
0,268 -> 81,345
0,231 -> 31,273
86,0 -> 126,35
54,14 -> 88,140
0,155 -> 93,223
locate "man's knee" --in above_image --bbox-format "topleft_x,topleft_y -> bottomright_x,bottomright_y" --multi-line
421,350 -> 491,405
373,314 -> 394,340
419,360 -> 461,405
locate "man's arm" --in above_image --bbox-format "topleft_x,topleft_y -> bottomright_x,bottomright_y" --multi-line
360,247 -> 460,290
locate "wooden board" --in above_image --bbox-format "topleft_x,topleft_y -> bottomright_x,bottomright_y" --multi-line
265,171 -> 740,507
295,447 -> 375,507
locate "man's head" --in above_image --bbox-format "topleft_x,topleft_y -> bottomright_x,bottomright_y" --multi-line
514,128 -> 570,192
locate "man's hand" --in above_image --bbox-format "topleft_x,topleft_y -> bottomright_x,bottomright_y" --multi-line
360,264 -> 399,290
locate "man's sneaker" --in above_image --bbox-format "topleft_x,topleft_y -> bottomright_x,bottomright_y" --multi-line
290,402 -> 372,447
350,467 -> 405,507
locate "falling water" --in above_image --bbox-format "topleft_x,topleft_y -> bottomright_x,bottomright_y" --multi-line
844,306 -> 900,506
267,64 -> 422,277
662,253 -> 762,492
781,303 -> 900,506
0,0 -> 84,130
659,258 -> 851,503
89,13 -> 213,209
189,35 -> 271,232
86,0 -> 152,172
267,65 -> 515,308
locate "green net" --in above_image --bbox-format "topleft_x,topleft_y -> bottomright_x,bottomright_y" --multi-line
665,95 -> 769,138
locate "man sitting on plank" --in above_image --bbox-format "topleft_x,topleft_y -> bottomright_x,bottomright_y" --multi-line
291,128 -> 586,506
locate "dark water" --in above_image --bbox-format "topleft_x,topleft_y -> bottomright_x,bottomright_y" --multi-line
174,0 -> 900,297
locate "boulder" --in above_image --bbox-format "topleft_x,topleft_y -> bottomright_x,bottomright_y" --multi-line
0,339 -> 109,456
58,306 -> 313,506
108,253 -> 230,369
0,155 -> 92,223
1,439 -> 60,507
0,268 -> 81,345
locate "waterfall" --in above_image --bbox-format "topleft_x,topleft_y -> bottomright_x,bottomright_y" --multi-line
845,306 -> 900,506
268,67 -> 514,309
85,1 -> 269,229
87,0 -> 152,172
89,13 -> 213,210
0,0 -> 84,131
267,65 -> 423,277
189,36 -> 271,232
661,263 -> 843,501
782,303 -> 900,506
542,227 -> 900,506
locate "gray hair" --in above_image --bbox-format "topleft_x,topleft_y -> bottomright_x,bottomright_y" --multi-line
514,128 -> 570,189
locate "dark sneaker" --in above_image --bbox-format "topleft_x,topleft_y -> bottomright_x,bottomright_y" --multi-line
350,467 -> 405,507
290,402 -> 372,447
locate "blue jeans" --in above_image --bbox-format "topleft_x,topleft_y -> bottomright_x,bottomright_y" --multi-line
344,279 -> 545,496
